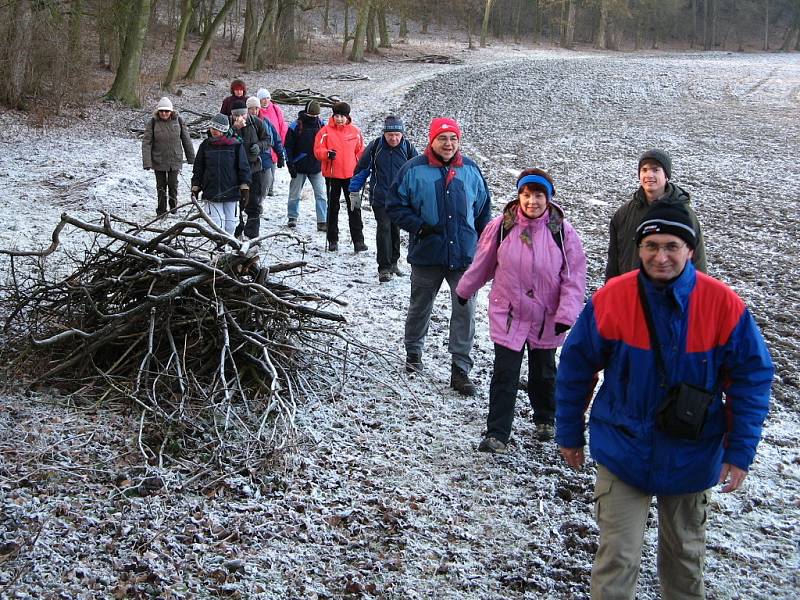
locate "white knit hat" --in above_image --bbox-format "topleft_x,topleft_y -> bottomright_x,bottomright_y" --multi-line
256,88 -> 271,101
246,96 -> 260,109
156,97 -> 173,111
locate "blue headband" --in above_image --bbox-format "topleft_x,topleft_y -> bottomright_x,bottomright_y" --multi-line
517,174 -> 554,199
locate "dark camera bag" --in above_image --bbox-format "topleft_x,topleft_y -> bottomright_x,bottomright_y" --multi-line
638,278 -> 714,441
656,382 -> 713,440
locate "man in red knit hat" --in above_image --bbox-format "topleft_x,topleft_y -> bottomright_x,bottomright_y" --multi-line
386,117 -> 492,396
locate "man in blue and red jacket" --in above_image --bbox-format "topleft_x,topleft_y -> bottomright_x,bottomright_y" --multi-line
555,202 -> 773,599
386,117 -> 491,395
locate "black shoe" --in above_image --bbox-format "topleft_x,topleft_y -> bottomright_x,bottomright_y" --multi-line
478,436 -> 508,454
378,270 -> 392,283
390,263 -> 405,276
450,364 -> 476,396
327,241 -> 338,252
536,423 -> 555,441
317,222 -> 327,232
354,241 -> 368,252
287,218 -> 297,228
267,190 -> 275,197
405,353 -> 422,373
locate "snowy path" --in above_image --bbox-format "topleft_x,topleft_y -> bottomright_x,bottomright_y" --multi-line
1,48 -> 798,598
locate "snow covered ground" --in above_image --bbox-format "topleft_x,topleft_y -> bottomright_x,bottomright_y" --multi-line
1,41 -> 799,598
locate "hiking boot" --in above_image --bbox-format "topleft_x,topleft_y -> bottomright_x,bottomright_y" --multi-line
405,353 -> 422,373
390,263 -> 405,276
287,217 -> 297,228
327,241 -> 338,252
317,222 -> 327,232
536,423 -> 555,441
478,436 -> 507,454
450,364 -> 476,396
354,241 -> 368,252
378,270 -> 393,283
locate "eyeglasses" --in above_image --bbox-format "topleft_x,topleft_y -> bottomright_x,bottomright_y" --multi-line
639,241 -> 687,255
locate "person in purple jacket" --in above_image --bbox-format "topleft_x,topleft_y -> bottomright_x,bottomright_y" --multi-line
456,168 -> 587,453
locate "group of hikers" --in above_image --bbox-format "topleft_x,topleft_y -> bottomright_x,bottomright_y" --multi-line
142,79 -> 774,600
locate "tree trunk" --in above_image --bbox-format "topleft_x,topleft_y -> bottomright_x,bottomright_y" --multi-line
399,9 -> 408,38
253,0 -> 277,69
342,0 -> 351,56
481,0 -> 496,47
68,0 -> 83,58
560,0 -> 576,49
595,0 -> 607,49
238,0 -> 257,65
323,0 -> 331,34
107,0 -> 151,107
184,0 -> 236,81
378,5 -> 390,47
764,0 -> 770,51
277,0 -> 297,62
164,0 -> 193,90
366,4 -> 377,53
348,0 -> 370,62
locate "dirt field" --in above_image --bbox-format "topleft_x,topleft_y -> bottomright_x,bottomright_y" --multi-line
1,41 -> 798,599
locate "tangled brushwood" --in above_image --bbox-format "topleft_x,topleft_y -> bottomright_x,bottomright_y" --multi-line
0,207 -> 351,480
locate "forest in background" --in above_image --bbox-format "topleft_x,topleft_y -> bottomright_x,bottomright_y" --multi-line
0,0 -> 799,112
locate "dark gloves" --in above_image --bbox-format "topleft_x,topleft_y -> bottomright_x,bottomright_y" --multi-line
327,149 -> 337,160
277,156 -> 285,169
555,322 -> 571,336
417,223 -> 441,238
288,166 -> 297,179
249,143 -> 260,156
457,295 -> 469,306
240,188 -> 250,209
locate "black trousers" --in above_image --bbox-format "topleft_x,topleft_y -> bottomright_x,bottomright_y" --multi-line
326,177 -> 364,245
238,169 -> 262,239
373,204 -> 400,271
486,343 -> 556,443
154,170 -> 179,213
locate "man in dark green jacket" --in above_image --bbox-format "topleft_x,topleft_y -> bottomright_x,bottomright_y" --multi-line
605,149 -> 706,281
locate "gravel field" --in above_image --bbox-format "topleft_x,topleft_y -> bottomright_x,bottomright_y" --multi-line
1,41 -> 798,599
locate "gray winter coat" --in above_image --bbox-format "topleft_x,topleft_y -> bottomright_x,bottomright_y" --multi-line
142,111 -> 195,171
605,183 -> 707,281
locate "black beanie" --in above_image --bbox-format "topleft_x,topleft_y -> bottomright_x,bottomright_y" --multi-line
638,149 -> 672,180
383,115 -> 404,133
332,101 -> 351,116
635,203 -> 696,249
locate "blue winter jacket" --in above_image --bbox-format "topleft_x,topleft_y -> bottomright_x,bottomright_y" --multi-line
191,136 -> 251,202
555,263 -> 773,495
259,118 -> 285,168
386,150 -> 492,270
349,136 -> 418,207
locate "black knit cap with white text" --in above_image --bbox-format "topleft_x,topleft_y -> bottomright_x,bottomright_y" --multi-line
635,203 -> 697,249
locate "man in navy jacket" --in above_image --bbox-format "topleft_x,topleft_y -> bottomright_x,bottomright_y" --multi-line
386,117 -> 491,395
350,115 -> 419,282
556,203 -> 773,599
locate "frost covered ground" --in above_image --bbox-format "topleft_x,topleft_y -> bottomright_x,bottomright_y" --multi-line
1,39 -> 799,599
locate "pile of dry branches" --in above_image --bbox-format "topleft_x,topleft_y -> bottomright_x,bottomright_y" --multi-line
0,207 -> 352,480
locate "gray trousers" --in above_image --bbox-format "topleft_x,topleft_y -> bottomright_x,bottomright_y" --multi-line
591,464 -> 709,600
404,265 -> 475,373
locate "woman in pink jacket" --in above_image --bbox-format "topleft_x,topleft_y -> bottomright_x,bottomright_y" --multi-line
456,168 -> 587,453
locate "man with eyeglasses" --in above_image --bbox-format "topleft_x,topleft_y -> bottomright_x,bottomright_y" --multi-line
555,202 -> 773,599
386,117 -> 491,396
605,149 -> 706,281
